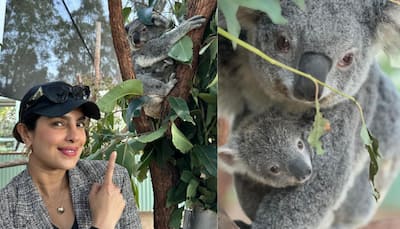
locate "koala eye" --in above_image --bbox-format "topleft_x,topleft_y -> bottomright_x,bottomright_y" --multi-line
337,53 -> 354,68
270,165 -> 280,174
297,140 -> 304,151
276,35 -> 290,53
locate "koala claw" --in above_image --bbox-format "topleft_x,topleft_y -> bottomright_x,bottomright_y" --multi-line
184,15 -> 206,29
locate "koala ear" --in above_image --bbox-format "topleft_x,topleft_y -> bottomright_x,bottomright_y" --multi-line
375,2 -> 400,56
151,13 -> 170,28
218,145 -> 238,174
236,7 -> 263,30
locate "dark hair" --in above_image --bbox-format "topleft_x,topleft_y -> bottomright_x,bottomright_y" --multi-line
12,114 -> 40,143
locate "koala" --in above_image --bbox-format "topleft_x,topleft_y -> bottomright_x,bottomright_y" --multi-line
218,109 -> 314,223
218,1 -> 400,228
219,109 -> 314,189
125,13 -> 206,118
218,0 -> 400,126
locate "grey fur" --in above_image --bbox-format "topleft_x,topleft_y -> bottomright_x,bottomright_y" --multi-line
218,0 -> 400,124
125,14 -> 206,117
218,1 -> 400,228
223,109 -> 314,189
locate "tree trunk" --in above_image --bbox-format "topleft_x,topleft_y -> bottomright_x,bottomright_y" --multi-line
108,0 -> 135,81
107,0 -> 216,228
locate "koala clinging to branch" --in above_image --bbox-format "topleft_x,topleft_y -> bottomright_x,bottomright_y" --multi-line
125,13 -> 206,118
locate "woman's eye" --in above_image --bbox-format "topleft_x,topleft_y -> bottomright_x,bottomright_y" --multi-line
52,121 -> 64,127
77,122 -> 86,128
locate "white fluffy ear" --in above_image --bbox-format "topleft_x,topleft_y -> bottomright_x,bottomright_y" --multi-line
218,145 -> 238,174
376,3 -> 400,57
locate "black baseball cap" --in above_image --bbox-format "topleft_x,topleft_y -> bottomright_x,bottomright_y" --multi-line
13,81 -> 101,143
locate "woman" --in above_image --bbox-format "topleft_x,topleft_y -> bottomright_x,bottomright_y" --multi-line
0,81 -> 142,228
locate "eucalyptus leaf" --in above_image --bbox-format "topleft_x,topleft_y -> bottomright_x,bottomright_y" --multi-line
232,0 -> 287,24
125,96 -> 149,132
167,182 -> 187,207
136,125 -> 167,143
168,207 -> 184,229
181,170 -> 194,183
192,145 -> 217,177
122,7 -> 132,23
171,122 -> 194,153
168,36 -> 193,62
307,109 -> 329,155
218,0 -> 240,47
292,0 -> 306,10
186,178 -> 199,199
97,79 -> 143,113
168,97 -> 195,125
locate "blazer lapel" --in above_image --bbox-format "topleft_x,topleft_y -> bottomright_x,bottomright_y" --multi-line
69,163 -> 93,228
15,170 -> 53,228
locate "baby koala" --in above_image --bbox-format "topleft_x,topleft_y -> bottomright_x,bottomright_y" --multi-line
219,109 -> 314,188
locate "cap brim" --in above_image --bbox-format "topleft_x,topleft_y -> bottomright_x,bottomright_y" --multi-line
34,99 -> 101,120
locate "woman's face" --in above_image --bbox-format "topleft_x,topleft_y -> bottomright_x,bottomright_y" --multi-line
28,109 -> 87,171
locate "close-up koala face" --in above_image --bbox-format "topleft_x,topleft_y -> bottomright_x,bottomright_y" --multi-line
242,0 -> 380,107
226,111 -> 314,188
125,16 -> 170,51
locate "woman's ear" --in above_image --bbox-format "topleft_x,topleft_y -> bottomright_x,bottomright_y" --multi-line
16,123 -> 33,146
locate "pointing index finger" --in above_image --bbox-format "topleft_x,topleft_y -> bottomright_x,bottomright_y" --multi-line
104,151 -> 117,185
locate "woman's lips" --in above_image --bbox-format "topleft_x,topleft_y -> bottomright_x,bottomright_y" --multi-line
58,147 -> 79,157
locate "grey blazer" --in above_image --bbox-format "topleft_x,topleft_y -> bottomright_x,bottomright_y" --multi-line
0,160 -> 142,228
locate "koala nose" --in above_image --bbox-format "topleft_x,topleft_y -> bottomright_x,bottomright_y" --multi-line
294,52 -> 332,101
288,159 -> 312,183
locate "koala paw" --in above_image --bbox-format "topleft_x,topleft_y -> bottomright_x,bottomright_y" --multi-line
183,15 -> 206,30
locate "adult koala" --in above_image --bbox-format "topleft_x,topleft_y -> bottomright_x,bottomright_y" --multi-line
218,0 -> 400,124
218,0 -> 400,228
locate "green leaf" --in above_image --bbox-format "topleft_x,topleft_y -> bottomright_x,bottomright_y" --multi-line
181,170 -> 194,183
292,0 -> 306,10
136,125 -> 167,143
168,36 -> 193,62
168,207 -> 184,229
115,142 -> 137,177
361,126 -> 381,200
198,93 -> 217,104
122,7 -> 132,23
307,109 -> 329,155
232,0 -> 287,24
125,96 -> 149,132
167,182 -> 187,207
219,0 -> 240,47
168,97 -> 195,125
186,178 -> 199,200
171,122 -> 193,153
192,145 -> 217,176
97,80 -> 143,113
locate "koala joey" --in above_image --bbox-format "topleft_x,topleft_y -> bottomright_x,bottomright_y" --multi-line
218,0 -> 400,125
219,109 -> 313,189
125,13 -> 206,118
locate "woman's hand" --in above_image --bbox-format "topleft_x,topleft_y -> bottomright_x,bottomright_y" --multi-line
89,152 -> 126,228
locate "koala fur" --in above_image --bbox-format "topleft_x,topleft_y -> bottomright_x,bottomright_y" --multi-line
125,13 -> 205,118
218,1 -> 400,228
218,0 -> 400,125
249,62 -> 400,229
219,109 -> 313,189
